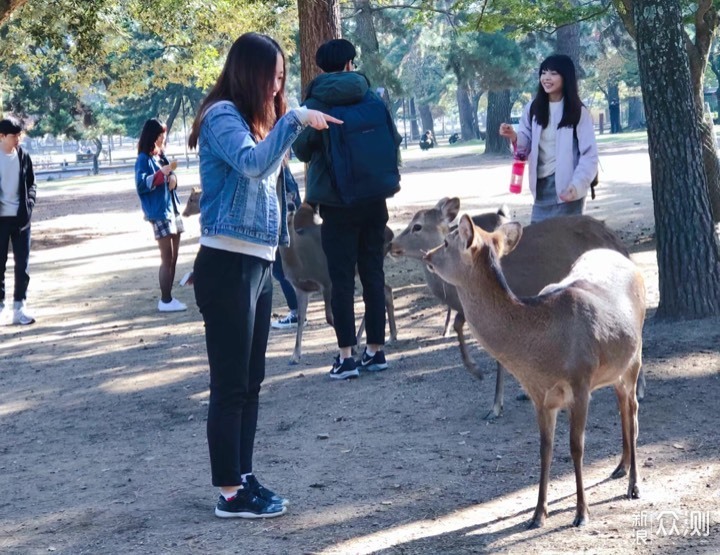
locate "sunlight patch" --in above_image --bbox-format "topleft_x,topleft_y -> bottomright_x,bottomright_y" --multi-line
0,400 -> 36,418
100,366 -> 203,393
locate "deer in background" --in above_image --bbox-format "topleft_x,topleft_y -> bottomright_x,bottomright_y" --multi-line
280,202 -> 397,364
391,197 -> 645,419
424,215 -> 646,528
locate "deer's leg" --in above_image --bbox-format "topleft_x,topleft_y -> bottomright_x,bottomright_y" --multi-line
530,407 -> 558,529
611,382 -> 631,479
627,361 -> 642,500
453,312 -> 482,380
484,362 -> 505,421
636,367 -> 646,402
442,308 -> 454,337
322,287 -> 334,327
384,284 -> 397,344
569,392 -> 590,527
290,290 -> 309,365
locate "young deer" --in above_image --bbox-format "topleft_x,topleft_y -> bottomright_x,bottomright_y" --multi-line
280,203 -> 397,364
391,197 -> 644,418
424,215 -> 646,528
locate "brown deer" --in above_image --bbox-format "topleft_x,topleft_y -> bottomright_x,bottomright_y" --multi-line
423,215 -> 646,528
390,197 -> 645,418
280,203 -> 397,364
182,186 -> 202,217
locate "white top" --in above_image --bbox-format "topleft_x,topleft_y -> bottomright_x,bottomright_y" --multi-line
0,149 -> 20,217
537,99 -> 564,179
200,235 -> 277,262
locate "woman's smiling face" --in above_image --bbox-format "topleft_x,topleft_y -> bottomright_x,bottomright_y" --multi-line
540,69 -> 563,98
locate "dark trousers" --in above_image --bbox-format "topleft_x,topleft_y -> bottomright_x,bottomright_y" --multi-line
320,200 -> 388,348
0,217 -> 31,303
193,246 -> 273,486
272,250 -> 298,311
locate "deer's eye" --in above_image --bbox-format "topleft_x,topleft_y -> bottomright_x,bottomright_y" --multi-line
412,224 -> 422,232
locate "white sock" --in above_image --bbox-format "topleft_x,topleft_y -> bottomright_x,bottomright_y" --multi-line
289,310 -> 297,317
241,473 -> 253,483
221,488 -> 241,500
366,348 -> 376,357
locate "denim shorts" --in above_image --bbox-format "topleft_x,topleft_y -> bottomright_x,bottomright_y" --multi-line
151,214 -> 184,239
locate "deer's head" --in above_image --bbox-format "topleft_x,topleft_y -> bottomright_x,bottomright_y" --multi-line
423,214 -> 522,287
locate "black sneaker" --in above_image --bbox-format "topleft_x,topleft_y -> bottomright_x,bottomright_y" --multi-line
360,349 -> 388,372
215,487 -> 287,519
244,474 -> 289,507
329,356 -> 360,380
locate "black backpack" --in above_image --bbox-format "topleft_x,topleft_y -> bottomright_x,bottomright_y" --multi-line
322,90 -> 401,205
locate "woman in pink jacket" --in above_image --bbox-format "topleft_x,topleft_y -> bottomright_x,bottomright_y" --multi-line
500,54 -> 598,223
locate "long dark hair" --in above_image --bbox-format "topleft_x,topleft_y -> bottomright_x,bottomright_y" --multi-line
188,33 -> 286,148
138,119 -> 166,155
529,54 -> 583,129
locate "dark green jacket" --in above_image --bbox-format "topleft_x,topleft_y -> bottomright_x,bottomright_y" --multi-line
293,72 -> 400,207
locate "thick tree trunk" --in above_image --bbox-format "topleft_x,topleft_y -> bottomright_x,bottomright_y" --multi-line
0,0 -> 28,26
456,83 -> 475,141
626,96 -> 644,129
556,22 -> 582,76
484,90 -> 512,155
417,103 -> 435,139
353,0 -> 384,89
634,0 -> 720,318
693,91 -> 720,224
608,82 -> 621,133
408,97 -> 420,140
297,0 -> 341,94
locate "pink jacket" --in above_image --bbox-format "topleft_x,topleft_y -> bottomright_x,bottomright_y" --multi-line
515,101 -> 598,202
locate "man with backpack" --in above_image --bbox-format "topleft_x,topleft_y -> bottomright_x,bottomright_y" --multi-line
293,38 -> 402,380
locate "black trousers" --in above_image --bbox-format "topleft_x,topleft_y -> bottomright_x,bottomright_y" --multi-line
320,200 -> 388,348
193,246 -> 272,486
0,217 -> 31,303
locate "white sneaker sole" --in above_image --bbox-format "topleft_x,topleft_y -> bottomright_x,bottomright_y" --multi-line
361,363 -> 388,372
329,369 -> 360,380
215,506 -> 287,519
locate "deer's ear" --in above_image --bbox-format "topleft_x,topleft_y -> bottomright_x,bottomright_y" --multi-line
458,214 -> 476,249
438,197 -> 460,223
494,222 -> 523,257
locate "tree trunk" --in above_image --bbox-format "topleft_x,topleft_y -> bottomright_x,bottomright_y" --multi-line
297,0 -> 341,94
353,0 -> 383,89
634,0 -> 720,318
471,90 -> 484,139
484,90 -> 512,155
408,97 -> 420,140
556,22 -> 582,77
626,96 -> 644,129
0,0 -> 29,26
456,83 -> 475,141
417,103 -> 435,139
92,137 -> 102,175
608,82 -> 621,133
165,93 -> 183,137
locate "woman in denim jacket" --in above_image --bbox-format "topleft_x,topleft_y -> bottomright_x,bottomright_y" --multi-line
499,54 -> 598,223
135,119 -> 186,312
187,32 -> 340,519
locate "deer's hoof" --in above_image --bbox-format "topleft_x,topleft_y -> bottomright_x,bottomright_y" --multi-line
627,483 -> 640,499
288,358 -> 300,366
573,512 -> 589,527
483,407 -> 502,421
527,516 -> 545,529
516,391 -> 530,401
611,465 -> 627,479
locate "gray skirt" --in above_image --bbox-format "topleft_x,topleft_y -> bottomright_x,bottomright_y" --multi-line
531,173 -> 586,224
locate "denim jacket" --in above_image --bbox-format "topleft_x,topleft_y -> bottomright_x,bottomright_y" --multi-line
135,152 -> 180,221
197,102 -> 306,247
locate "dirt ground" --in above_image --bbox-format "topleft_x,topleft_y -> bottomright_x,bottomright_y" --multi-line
1,142 -> 719,554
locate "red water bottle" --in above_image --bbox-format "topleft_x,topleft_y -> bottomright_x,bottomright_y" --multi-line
509,151 -> 526,194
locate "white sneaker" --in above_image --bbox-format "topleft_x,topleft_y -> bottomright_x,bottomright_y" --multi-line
158,298 -> 187,312
12,302 -> 36,325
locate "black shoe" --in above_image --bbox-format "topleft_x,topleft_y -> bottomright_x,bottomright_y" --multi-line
329,356 -> 359,380
214,488 -> 287,519
244,474 -> 289,507
360,349 -> 388,372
